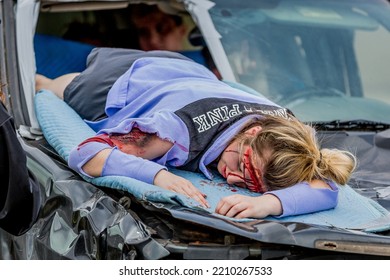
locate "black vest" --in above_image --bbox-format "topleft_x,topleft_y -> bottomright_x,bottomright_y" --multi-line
174,97 -> 292,172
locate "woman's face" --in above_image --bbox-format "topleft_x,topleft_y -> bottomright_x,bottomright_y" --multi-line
216,126 -> 269,192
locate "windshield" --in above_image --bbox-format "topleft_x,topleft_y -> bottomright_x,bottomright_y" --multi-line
204,0 -> 390,124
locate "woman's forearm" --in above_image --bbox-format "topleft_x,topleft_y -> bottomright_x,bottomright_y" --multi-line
69,141 -> 166,183
68,141 -> 113,177
82,148 -> 112,176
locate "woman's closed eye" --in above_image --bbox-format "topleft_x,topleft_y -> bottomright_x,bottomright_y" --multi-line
225,149 -> 255,187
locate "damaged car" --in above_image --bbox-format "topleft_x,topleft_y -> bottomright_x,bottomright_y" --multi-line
1,0 -> 390,260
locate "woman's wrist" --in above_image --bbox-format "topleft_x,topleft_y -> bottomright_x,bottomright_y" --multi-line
259,194 -> 283,216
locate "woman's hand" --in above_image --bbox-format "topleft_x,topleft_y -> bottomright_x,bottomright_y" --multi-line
154,170 -> 210,208
215,194 -> 282,219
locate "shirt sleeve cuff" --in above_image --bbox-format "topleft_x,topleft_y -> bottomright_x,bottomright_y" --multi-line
68,141 -> 112,178
102,148 -> 167,184
264,181 -> 339,218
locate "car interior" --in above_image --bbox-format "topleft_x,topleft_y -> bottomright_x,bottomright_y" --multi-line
35,5 -> 210,80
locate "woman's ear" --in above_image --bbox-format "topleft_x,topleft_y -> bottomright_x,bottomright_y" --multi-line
245,126 -> 262,136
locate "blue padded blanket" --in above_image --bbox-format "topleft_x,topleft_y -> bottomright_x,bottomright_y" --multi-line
35,90 -> 390,232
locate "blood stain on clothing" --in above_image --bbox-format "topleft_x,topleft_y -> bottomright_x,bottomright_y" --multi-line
110,127 -> 154,147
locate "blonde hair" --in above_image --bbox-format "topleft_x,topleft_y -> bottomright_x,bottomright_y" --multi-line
236,116 -> 356,191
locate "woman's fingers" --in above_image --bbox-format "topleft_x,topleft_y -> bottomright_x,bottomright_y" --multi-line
216,195 -> 243,216
154,170 -> 209,208
171,181 -> 210,208
215,195 -> 255,218
216,195 -> 276,219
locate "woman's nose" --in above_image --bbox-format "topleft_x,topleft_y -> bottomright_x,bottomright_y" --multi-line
226,171 -> 245,185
